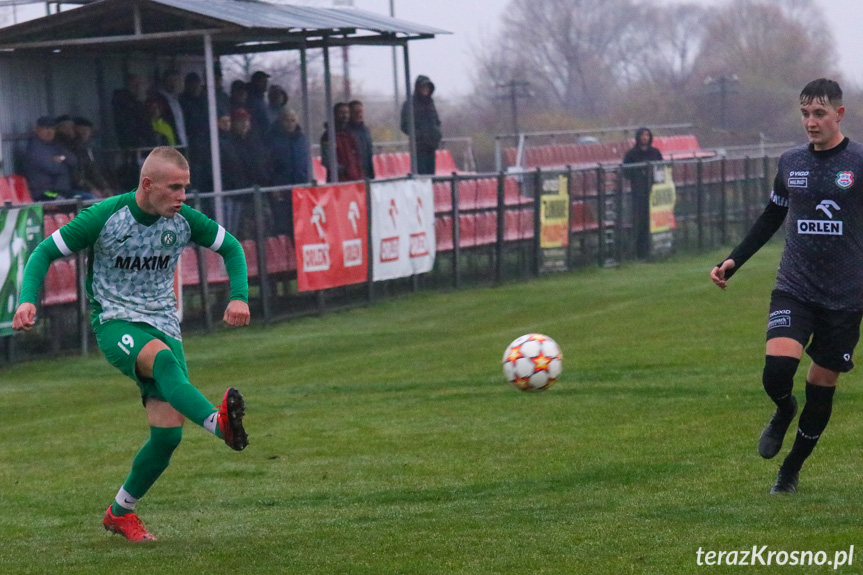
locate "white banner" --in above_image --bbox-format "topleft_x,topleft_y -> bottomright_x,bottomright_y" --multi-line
371,179 -> 436,281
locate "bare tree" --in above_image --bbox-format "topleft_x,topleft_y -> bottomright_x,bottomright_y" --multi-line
469,0 -> 840,149
691,0 -> 836,137
634,3 -> 707,91
474,0 -> 646,116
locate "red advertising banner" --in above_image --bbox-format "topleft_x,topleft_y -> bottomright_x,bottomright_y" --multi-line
293,183 -> 368,292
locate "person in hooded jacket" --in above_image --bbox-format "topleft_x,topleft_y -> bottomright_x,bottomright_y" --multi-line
622,127 -> 663,259
268,108 -> 311,236
401,75 -> 442,175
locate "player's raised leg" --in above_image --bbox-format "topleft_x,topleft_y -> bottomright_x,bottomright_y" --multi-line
137,339 -> 248,451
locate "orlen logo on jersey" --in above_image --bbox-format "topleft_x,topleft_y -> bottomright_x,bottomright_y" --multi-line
799,200 -> 843,235
798,220 -> 843,235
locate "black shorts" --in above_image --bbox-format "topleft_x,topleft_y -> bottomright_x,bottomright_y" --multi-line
766,290 -> 863,373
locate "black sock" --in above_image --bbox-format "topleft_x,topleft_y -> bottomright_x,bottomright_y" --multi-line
762,355 -> 799,416
782,382 -> 835,473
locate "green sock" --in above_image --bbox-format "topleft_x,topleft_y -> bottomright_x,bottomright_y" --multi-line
111,426 -> 183,516
152,349 -> 218,430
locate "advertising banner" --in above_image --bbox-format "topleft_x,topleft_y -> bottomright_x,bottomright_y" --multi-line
539,173 -> 569,273
293,183 -> 368,292
371,179 -> 435,281
649,166 -> 676,257
0,206 -> 43,335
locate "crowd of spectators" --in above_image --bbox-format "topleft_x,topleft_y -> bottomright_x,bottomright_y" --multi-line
23,69 -> 440,237
319,100 -> 376,183
23,114 -> 106,201
19,68 -> 313,235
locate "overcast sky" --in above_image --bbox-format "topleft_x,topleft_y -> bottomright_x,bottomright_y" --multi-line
340,0 -> 863,100
7,0 -> 862,100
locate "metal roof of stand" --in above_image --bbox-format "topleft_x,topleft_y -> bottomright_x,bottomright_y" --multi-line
0,0 -> 447,53
0,0 -> 448,218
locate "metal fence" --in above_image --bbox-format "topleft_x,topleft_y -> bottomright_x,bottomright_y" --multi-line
0,154 -> 778,364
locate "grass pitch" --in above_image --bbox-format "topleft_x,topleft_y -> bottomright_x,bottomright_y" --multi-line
2,243 -> 862,574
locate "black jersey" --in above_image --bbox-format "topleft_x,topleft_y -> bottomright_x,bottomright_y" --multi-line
773,138 -> 863,310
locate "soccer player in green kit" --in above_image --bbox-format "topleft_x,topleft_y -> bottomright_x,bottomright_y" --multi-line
13,147 -> 249,541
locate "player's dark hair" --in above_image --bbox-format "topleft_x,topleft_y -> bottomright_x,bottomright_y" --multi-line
800,78 -> 843,108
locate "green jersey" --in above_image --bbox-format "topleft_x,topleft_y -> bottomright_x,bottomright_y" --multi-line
21,191 -> 248,339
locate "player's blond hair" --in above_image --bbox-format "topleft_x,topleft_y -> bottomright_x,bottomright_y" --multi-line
140,147 -> 190,184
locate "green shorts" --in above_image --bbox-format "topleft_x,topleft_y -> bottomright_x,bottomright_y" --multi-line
94,320 -> 189,404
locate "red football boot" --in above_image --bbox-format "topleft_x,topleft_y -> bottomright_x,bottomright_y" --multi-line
103,506 -> 157,542
218,387 -> 248,451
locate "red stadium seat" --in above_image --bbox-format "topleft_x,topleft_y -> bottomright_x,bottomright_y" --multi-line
43,214 -> 59,237
476,211 -> 498,245
516,208 -> 535,239
457,178 -> 478,210
0,177 -> 14,205
279,234 -> 298,271
44,212 -> 71,238
503,210 -> 519,241
372,154 -> 386,179
475,178 -> 498,209
204,249 -> 229,284
458,213 -> 477,248
394,152 -> 411,176
8,175 -> 33,204
180,249 -> 200,286
570,201 -> 599,232
523,148 -> 541,169
241,239 -> 259,278
435,149 -> 458,175
265,236 -> 290,274
433,181 -> 452,213
504,176 -> 530,205
504,208 -> 534,241
504,148 -> 517,168
43,259 -> 77,306
435,216 -> 454,251
560,144 -> 578,166
382,153 -> 398,177
312,157 -> 326,183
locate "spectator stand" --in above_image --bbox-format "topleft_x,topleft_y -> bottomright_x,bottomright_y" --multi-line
0,0 -> 449,226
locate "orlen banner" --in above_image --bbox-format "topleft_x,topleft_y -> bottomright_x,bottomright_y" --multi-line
371,179 -> 435,281
293,183 -> 368,292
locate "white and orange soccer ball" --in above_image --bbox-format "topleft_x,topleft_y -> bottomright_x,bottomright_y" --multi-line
502,333 -> 563,391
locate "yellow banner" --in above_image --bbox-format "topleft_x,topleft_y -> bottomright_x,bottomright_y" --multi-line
540,174 -> 570,248
650,166 -> 676,234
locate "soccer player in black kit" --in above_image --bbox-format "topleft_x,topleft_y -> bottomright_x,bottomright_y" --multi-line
711,78 -> 863,494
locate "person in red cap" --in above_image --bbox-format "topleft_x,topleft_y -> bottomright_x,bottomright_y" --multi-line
320,102 -> 363,183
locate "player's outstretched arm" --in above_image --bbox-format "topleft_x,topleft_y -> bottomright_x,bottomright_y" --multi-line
223,299 -> 250,327
710,259 -> 736,290
12,302 -> 37,331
